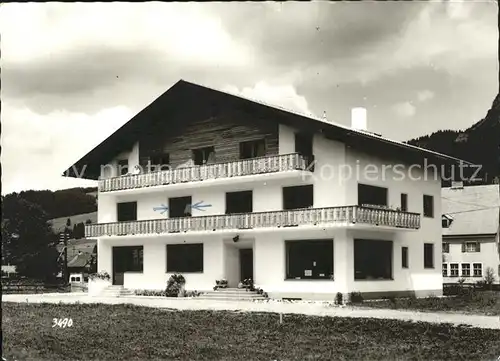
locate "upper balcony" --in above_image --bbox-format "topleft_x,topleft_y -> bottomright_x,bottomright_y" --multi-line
85,205 -> 421,238
98,153 -> 313,193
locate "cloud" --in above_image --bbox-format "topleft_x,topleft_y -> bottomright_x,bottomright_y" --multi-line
392,101 -> 416,118
1,103 -> 133,194
222,81 -> 314,116
417,90 -> 435,102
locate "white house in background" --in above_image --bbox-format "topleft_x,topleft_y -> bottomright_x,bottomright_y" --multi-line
442,183 -> 500,284
64,79 -> 467,300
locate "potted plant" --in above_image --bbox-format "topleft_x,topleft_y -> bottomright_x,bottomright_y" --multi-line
88,271 -> 111,296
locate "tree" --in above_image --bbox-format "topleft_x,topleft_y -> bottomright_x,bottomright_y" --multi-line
484,267 -> 496,287
2,194 -> 60,281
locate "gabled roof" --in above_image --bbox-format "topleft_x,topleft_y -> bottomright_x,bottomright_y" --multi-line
67,252 -> 93,268
442,184 -> 500,237
56,238 -> 97,258
63,79 -> 471,180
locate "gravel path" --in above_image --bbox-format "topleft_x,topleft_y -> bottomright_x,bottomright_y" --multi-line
3,293 -> 499,330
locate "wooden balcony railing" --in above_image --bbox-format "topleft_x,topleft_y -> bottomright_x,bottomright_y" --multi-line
85,206 -> 420,237
98,153 -> 312,192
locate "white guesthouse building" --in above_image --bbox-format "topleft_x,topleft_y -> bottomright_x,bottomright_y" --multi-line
65,80 -> 466,299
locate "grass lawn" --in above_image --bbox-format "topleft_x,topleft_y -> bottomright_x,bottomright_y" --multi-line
359,291 -> 500,316
2,303 -> 500,360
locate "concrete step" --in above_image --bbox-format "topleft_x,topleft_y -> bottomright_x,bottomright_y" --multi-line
100,286 -> 134,297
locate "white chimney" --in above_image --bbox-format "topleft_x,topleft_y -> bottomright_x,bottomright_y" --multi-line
351,107 -> 367,131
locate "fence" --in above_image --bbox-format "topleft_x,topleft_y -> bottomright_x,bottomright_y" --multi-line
1,282 -> 70,294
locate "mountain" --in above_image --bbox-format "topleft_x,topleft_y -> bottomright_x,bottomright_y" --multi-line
407,95 -> 500,185
4,187 -> 98,220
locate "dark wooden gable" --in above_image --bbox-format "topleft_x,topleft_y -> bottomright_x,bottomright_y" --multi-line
138,106 -> 279,168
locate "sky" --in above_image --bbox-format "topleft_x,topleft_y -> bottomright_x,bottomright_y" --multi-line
1,1 -> 497,194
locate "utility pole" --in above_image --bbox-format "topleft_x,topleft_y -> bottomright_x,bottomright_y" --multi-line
59,231 -> 69,283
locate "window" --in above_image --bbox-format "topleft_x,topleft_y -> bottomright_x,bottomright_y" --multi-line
442,243 -> 449,253
286,240 -> 333,280
354,239 -> 393,280
442,263 -> 448,277
239,139 -> 266,159
169,196 -> 192,218
113,246 -> 143,273
450,263 -> 459,277
192,146 -> 215,165
462,242 -> 480,253
149,153 -> 170,172
283,185 -> 313,210
70,277 -> 76,282
461,263 -> 471,277
226,191 -> 253,214
400,193 -> 408,212
473,263 -> 482,277
295,133 -> 313,157
401,247 -> 409,268
358,184 -> 388,207
424,243 -> 434,269
118,159 -> 129,176
423,195 -> 434,218
117,202 -> 137,222
166,244 -> 203,273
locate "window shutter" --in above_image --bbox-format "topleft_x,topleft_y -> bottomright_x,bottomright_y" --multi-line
476,242 -> 481,252
461,243 -> 466,252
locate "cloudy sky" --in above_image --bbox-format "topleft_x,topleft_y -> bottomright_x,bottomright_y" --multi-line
1,1 -> 497,194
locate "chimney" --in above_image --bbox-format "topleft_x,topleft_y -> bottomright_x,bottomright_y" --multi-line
351,107 -> 367,131
450,181 -> 464,190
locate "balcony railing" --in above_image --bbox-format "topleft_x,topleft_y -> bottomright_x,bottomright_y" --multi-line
86,206 -> 420,237
98,153 -> 311,192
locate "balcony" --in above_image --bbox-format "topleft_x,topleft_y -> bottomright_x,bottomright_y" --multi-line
86,206 -> 420,237
99,153 -> 312,192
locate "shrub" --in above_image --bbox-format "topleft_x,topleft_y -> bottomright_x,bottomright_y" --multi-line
135,289 -> 167,297
348,291 -> 363,304
335,292 -> 343,305
165,274 -> 186,297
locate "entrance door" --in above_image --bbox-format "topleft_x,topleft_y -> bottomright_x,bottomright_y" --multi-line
112,247 -> 125,285
239,249 -> 253,281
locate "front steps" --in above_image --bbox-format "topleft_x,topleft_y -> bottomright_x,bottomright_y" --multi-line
198,288 -> 267,301
100,285 -> 135,297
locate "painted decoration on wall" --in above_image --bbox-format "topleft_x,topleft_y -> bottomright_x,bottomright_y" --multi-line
152,201 -> 212,216
153,204 -> 169,215
191,201 -> 212,211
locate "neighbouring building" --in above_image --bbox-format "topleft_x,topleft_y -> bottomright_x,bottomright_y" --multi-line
442,183 -> 500,284
64,79 -> 467,300
56,238 -> 98,277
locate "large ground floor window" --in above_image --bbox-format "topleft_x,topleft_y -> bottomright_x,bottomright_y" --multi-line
113,246 -> 143,273
286,239 -> 333,280
166,243 -> 203,273
354,239 -> 393,280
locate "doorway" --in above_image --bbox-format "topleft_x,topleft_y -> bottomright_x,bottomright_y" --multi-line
239,249 -> 253,281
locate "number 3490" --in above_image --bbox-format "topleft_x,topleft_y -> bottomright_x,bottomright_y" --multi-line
52,318 -> 73,328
